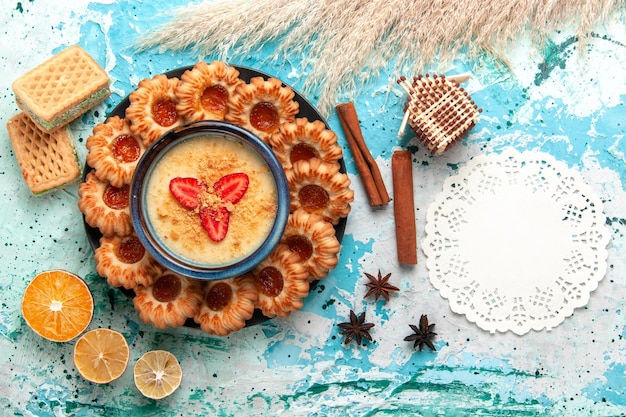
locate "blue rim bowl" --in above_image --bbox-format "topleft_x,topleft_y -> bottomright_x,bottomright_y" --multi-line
130,120 -> 290,281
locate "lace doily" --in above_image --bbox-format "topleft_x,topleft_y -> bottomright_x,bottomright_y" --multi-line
422,148 -> 610,335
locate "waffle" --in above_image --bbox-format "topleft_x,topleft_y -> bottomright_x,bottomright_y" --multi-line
397,74 -> 481,155
12,45 -> 110,132
6,113 -> 81,195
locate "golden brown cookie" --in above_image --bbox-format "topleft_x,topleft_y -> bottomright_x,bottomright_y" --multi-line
78,171 -> 133,237
126,74 -> 183,146
86,116 -> 145,187
286,158 -> 354,225
12,45 -> 110,132
133,272 -> 204,329
268,117 -> 343,171
6,113 -> 81,195
175,61 -> 244,122
94,234 -> 163,290
251,244 -> 310,318
281,209 -> 340,281
193,274 -> 257,336
225,76 -> 299,141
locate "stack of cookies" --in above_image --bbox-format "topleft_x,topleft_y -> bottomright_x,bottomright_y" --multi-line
6,45 -> 110,195
397,74 -> 481,155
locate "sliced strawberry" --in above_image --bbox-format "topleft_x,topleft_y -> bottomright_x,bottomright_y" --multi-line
199,206 -> 230,242
213,173 -> 249,204
169,177 -> 204,210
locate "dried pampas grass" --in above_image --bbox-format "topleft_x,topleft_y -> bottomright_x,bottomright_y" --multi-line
135,0 -> 624,116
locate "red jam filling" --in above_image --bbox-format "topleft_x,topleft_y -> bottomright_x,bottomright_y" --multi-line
116,236 -> 145,264
103,184 -> 130,210
256,266 -> 284,297
152,98 -> 179,127
285,235 -> 313,261
111,134 -> 141,163
201,85 -> 229,115
290,143 -> 319,164
249,102 -> 279,132
298,184 -> 329,213
152,274 -> 182,303
205,282 -> 233,311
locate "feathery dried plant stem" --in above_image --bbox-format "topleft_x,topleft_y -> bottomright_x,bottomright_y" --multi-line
135,0 -> 309,57
135,0 -> 624,117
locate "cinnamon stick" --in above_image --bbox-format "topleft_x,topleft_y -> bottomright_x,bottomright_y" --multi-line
392,150 -> 417,264
336,111 -> 382,206
336,102 -> 390,207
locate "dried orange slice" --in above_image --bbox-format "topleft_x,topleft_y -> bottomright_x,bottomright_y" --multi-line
134,350 -> 182,399
21,270 -> 94,342
73,328 -> 130,384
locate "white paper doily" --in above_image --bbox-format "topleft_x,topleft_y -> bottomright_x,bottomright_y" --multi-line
422,148 -> 610,335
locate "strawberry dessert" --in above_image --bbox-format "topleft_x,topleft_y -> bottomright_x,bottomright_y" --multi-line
144,134 -> 278,266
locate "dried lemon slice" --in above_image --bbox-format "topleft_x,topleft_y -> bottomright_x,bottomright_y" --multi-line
73,328 -> 130,384
134,350 -> 182,399
21,270 -> 94,342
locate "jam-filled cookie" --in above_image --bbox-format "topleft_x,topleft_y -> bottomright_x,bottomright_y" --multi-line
175,61 -> 244,122
193,274 -> 257,336
94,234 -> 163,290
281,209 -> 340,281
126,74 -> 183,146
286,158 -> 354,225
251,244 -> 310,318
86,116 -> 146,187
268,118 -> 343,171
133,272 -> 204,329
226,76 -> 299,141
78,171 -> 133,237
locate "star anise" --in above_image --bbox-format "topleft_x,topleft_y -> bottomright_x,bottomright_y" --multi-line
363,270 -> 399,302
337,310 -> 375,346
404,314 -> 437,351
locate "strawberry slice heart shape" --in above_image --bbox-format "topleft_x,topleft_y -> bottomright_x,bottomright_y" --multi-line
214,173 -> 249,204
200,206 -> 230,242
169,177 -> 204,210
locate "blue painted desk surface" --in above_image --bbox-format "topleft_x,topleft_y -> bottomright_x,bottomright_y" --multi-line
1,1 -> 625,416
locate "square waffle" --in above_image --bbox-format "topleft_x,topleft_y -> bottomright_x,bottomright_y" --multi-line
6,113 -> 81,195
397,74 -> 481,155
12,45 -> 110,132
